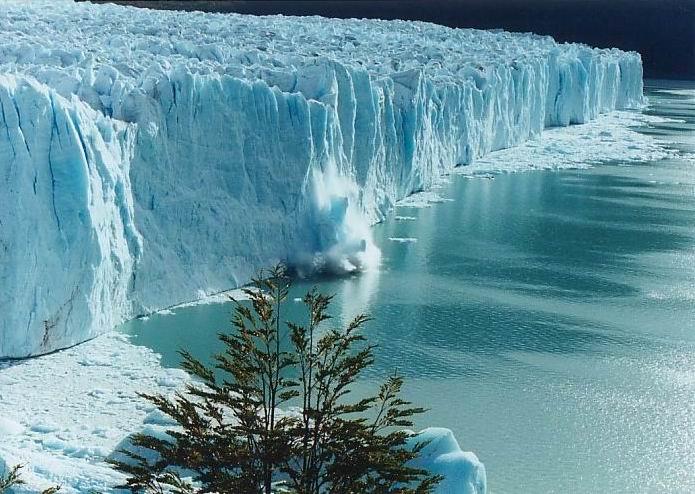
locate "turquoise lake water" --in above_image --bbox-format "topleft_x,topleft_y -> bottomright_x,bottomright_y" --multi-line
121,81 -> 695,493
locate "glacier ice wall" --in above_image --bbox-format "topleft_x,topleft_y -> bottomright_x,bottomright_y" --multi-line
0,74 -> 141,357
0,0 -> 644,357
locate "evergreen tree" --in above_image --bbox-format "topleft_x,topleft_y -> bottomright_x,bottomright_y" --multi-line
0,465 -> 23,493
110,265 -> 441,494
0,465 -> 60,494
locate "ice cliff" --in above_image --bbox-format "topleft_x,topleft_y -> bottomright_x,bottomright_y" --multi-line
0,0 -> 644,358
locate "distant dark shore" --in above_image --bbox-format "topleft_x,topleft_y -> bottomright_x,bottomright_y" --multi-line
83,0 -> 695,81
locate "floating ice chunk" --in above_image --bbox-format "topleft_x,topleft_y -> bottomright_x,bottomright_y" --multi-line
408,428 -> 487,494
398,192 -> 455,208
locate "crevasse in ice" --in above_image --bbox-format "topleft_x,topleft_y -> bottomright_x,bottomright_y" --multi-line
0,0 -> 644,358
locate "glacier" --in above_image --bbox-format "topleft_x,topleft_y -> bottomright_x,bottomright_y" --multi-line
0,0 -> 645,358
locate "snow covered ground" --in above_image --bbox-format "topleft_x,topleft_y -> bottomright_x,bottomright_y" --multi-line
0,333 -> 190,493
0,0 -> 646,358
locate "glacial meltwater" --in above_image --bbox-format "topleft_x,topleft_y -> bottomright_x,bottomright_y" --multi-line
120,82 -> 695,493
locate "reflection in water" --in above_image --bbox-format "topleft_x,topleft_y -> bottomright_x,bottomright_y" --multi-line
121,83 -> 695,493
338,264 -> 380,324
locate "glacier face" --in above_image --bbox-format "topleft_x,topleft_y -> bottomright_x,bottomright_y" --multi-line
0,0 -> 643,358
0,74 -> 140,357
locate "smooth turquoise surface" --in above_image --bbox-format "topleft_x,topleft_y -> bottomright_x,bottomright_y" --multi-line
121,81 -> 695,493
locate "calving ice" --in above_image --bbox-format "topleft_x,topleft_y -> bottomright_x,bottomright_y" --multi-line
0,0 -> 644,358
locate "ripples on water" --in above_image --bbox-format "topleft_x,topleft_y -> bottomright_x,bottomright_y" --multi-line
122,81 -> 695,493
